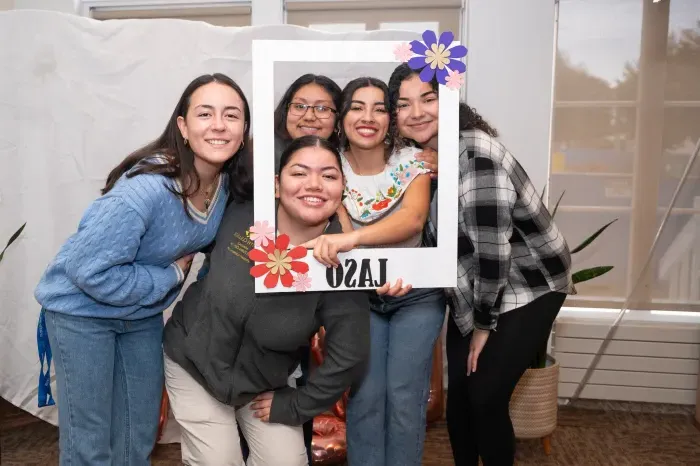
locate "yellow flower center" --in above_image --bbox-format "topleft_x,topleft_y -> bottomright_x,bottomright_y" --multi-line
266,249 -> 292,275
424,43 -> 451,70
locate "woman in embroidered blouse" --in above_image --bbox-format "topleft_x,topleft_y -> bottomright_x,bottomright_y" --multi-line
304,77 -> 446,466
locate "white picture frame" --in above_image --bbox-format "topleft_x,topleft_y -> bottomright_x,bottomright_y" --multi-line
251,39 -> 459,293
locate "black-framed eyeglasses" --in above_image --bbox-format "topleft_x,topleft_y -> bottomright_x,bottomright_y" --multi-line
288,102 -> 337,119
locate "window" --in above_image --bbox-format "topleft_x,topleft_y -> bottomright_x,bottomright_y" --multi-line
551,0 -> 700,311
379,21 -> 440,34
88,2 -> 252,27
309,22 -> 367,33
286,0 -> 462,40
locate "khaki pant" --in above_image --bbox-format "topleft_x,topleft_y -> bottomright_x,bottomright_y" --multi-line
164,354 -> 308,466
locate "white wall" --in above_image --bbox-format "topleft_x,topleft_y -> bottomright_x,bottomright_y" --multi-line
13,0 -> 76,13
465,0 -> 556,194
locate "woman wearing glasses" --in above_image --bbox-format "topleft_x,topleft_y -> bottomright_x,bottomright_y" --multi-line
273,74 -> 342,169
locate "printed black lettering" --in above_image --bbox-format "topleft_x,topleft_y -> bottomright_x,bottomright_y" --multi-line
374,258 -> 388,286
344,259 -> 358,287
358,259 -> 374,288
326,264 -> 343,289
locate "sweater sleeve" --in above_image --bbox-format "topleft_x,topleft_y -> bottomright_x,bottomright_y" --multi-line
268,291 -> 370,425
62,196 -> 182,306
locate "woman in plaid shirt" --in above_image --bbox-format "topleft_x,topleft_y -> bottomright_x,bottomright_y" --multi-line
388,63 -> 575,466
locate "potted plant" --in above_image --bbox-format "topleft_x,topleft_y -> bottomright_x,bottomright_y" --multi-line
0,223 -> 26,264
509,192 -> 615,455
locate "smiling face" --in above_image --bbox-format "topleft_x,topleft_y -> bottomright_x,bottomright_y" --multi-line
285,83 -> 337,140
276,145 -> 344,228
395,74 -> 439,145
342,86 -> 390,150
176,81 -> 246,169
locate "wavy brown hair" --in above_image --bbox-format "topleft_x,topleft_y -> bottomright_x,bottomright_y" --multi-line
337,77 -> 394,159
387,63 -> 499,143
102,73 -> 252,208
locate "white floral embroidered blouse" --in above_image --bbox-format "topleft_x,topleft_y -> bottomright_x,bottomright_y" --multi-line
341,146 -> 429,247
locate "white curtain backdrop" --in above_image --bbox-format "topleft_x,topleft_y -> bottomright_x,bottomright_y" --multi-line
0,9 -> 419,432
0,9 -> 553,443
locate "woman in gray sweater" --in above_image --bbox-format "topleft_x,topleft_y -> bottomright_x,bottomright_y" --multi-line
163,136 -> 369,466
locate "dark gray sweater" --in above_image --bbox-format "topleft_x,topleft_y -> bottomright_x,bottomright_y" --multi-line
163,200 -> 370,426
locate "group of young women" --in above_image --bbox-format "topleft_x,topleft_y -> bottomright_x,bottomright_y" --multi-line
34,61 -> 574,466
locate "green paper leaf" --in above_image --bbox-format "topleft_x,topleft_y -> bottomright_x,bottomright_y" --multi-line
572,266 -> 614,284
551,190 -> 565,218
0,223 -> 26,263
571,219 -> 618,254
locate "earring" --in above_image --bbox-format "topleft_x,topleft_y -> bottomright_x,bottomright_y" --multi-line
183,138 -> 188,146
240,140 -> 245,149
384,135 -> 391,145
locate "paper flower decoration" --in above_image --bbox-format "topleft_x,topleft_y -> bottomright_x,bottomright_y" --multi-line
248,234 -> 309,289
445,69 -> 465,90
249,220 -> 275,248
408,30 -> 467,86
393,42 -> 413,62
292,273 -> 312,292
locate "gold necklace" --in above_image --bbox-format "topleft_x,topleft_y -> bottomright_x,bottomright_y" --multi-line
202,176 -> 218,212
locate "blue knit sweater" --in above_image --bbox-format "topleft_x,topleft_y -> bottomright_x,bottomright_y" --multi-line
35,172 -> 228,320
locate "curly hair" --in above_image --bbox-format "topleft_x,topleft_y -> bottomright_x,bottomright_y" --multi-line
387,63 -> 499,140
102,73 -> 253,206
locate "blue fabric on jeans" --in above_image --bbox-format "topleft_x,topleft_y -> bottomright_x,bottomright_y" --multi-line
37,309 -> 55,407
346,288 -> 446,466
44,309 -> 164,466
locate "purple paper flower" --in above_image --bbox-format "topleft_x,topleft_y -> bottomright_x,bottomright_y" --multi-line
408,30 -> 468,85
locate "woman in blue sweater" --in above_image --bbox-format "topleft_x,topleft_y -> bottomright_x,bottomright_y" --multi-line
34,73 -> 251,466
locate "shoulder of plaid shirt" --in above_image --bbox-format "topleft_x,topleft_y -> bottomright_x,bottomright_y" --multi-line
424,129 -> 574,336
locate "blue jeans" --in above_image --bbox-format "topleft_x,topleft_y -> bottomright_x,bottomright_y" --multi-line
44,310 -> 164,466
346,289 -> 446,466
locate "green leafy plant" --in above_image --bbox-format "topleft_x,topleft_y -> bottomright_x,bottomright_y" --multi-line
530,190 -> 616,369
0,223 -> 27,264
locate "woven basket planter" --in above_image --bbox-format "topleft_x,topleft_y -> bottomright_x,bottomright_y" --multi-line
509,358 -> 559,439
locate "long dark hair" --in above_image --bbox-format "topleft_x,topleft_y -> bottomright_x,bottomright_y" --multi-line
387,63 -> 499,140
278,135 -> 343,177
274,74 -> 342,148
102,73 -> 252,207
337,77 -> 394,157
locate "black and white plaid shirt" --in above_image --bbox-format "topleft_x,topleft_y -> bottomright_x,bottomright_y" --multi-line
425,130 -> 574,335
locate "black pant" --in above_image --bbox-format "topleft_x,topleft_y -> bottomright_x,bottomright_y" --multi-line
446,292 -> 566,466
297,348 -> 314,465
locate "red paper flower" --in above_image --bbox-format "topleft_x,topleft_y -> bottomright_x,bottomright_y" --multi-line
248,234 -> 309,289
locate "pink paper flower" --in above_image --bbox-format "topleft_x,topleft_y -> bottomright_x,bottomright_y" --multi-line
249,220 -> 274,248
445,69 -> 465,90
292,273 -> 312,292
393,42 -> 413,62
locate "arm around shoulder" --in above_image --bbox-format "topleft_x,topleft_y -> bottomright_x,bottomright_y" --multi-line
353,173 -> 431,247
